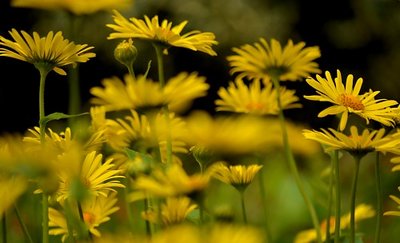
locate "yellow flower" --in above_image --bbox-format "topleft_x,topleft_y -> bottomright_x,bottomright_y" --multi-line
384,189 -> 400,217
211,162 -> 263,191
11,0 -> 133,15
215,79 -> 301,115
142,196 -> 198,226
303,126 -> 400,155
183,111 -> 281,155
56,151 -> 125,203
49,192 -> 120,241
304,69 -> 398,131
90,72 -> 209,113
227,38 -> 321,84
0,29 -> 95,75
0,175 -> 27,216
294,204 -> 375,243
131,163 -> 211,199
106,10 -> 218,56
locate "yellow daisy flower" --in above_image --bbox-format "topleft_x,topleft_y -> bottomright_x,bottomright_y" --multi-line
294,204 -> 375,243
0,175 -> 27,216
49,192 -> 120,241
142,196 -> 198,226
384,188 -> 400,217
11,0 -> 133,15
227,38 -> 321,84
90,72 -> 209,113
183,111 -> 282,155
303,126 -> 400,155
106,10 -> 218,55
215,79 -> 301,115
0,29 -> 95,75
56,151 -> 125,203
304,69 -> 398,131
211,162 -> 263,191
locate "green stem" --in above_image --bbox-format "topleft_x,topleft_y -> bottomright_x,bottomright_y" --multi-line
2,212 -> 6,243
144,197 -> 152,237
374,152 -> 382,243
349,154 -> 361,243
271,78 -> 322,243
42,194 -> 49,243
123,177 -> 135,232
14,205 -> 34,243
333,150 -> 341,243
127,64 -> 136,80
257,167 -> 271,242
240,191 -> 248,224
326,153 -> 334,243
152,44 -> 172,165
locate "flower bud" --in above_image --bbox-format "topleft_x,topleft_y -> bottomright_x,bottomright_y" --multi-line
114,39 -> 137,68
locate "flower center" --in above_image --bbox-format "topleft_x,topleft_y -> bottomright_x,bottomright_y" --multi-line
245,102 -> 265,112
83,212 -> 96,225
338,94 -> 364,110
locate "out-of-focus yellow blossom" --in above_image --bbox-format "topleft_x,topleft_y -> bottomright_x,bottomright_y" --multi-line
294,204 -> 375,243
211,162 -> 263,191
107,10 -> 218,56
304,70 -> 398,131
90,72 -> 209,113
142,196 -> 197,226
227,38 -> 321,84
0,29 -> 95,75
303,126 -> 400,155
56,151 -> 125,203
49,192 -> 120,241
0,175 -> 27,216
11,0 -> 133,15
215,79 -> 301,115
384,187 -> 400,217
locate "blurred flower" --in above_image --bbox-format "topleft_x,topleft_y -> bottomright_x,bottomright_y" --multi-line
227,38 -> 320,84
304,69 -> 398,131
384,189 -> 400,217
294,203 -> 375,243
0,29 -> 95,75
303,126 -> 400,156
106,10 -> 218,55
0,175 -> 27,216
49,192 -> 120,241
183,111 -> 281,155
90,72 -> 208,113
11,0 -> 133,15
56,151 -> 125,203
215,79 -> 301,115
211,162 -> 263,191
142,196 -> 197,226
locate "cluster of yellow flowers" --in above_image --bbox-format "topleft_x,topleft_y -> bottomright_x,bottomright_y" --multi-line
1,1 -> 400,243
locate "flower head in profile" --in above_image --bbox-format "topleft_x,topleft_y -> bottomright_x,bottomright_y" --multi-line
106,10 -> 218,55
90,72 -> 209,113
142,196 -> 198,226
294,204 -> 375,243
0,29 -> 95,75
303,126 -> 400,156
215,79 -> 301,115
11,0 -> 133,15
211,161 -> 263,192
304,70 -> 398,131
227,38 -> 321,84
49,192 -> 120,241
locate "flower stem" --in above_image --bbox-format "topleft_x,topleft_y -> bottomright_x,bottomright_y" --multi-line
2,212 -> 6,243
349,154 -> 361,243
374,152 -> 382,243
123,177 -> 135,233
257,166 -> 271,242
240,191 -> 248,224
326,154 -> 334,243
41,194 -> 49,243
333,150 -> 341,243
14,205 -> 34,243
152,44 -> 172,165
271,78 -> 322,243
144,197 -> 153,238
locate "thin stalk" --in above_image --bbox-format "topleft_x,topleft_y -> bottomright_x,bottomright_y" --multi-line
2,213 -> 6,243
123,177 -> 135,233
257,168 -> 271,243
349,154 -> 361,243
41,194 -> 49,243
152,44 -> 172,165
127,64 -> 136,80
333,150 -> 341,243
374,152 -> 382,243
144,197 -> 153,237
271,78 -> 322,243
326,154 -> 334,243
14,205 -> 34,243
240,191 -> 248,224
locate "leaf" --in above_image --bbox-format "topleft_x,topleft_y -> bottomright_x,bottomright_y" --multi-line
39,112 -> 89,127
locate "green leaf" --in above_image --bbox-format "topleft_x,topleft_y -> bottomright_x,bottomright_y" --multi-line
39,112 -> 89,127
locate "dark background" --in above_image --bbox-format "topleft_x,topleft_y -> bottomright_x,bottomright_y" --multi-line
1,0 -> 400,134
